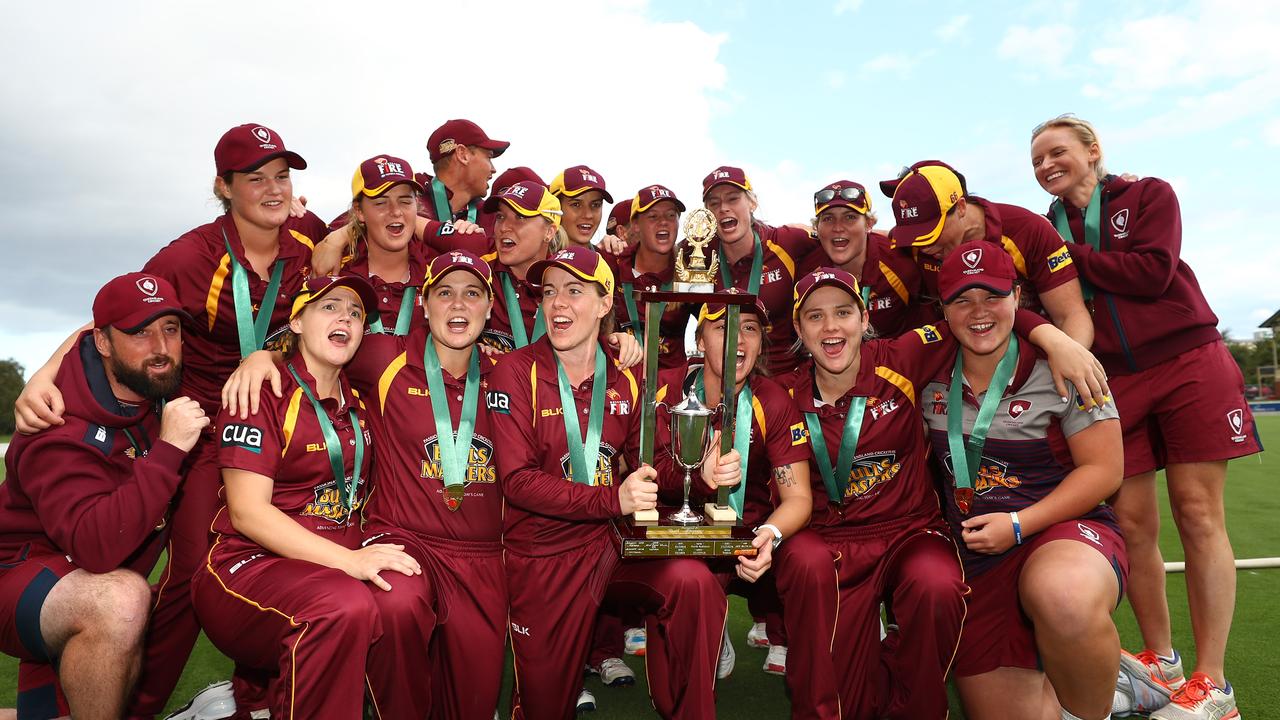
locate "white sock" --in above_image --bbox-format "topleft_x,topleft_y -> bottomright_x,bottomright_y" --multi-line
1059,710 -> 1109,720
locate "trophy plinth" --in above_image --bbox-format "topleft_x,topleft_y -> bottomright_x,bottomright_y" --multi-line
703,504 -> 738,523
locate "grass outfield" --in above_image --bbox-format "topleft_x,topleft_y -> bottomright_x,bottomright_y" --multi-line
2,418 -> 1277,717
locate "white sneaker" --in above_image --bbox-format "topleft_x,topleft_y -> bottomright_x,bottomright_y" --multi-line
763,645 -> 787,676
591,657 -> 636,686
163,680 -> 236,720
1150,672 -> 1239,719
624,626 -> 647,656
1112,649 -> 1186,716
717,625 -> 736,680
576,687 -> 597,713
746,621 -> 769,649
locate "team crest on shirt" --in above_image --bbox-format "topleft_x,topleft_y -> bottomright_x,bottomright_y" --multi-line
868,397 -> 900,421
1046,245 -> 1074,273
931,390 -> 948,416
842,452 -> 902,499
301,478 -> 361,526
420,434 -> 498,486
1007,400 -> 1032,418
941,453 -> 1022,495
559,444 -> 619,486
1111,209 -> 1131,239
1227,408 -> 1246,442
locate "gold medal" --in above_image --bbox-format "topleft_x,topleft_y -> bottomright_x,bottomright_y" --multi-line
444,484 -> 464,512
954,487 -> 974,515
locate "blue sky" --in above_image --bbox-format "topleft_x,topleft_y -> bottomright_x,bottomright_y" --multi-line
1,0 -> 1276,378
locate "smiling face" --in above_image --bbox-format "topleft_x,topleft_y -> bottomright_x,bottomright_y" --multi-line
1031,126 -> 1101,199
217,157 -> 293,232
540,266 -> 613,352
423,270 -> 491,350
634,200 -> 680,256
560,190 -> 606,246
291,287 -> 365,369
697,312 -> 764,389
95,315 -> 184,402
815,207 -> 870,266
494,207 -> 554,276
942,286 -> 1020,358
704,184 -> 755,247
794,285 -> 867,377
355,184 -> 418,254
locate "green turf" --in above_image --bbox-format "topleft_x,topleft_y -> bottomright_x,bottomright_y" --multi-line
2,418 -> 1277,717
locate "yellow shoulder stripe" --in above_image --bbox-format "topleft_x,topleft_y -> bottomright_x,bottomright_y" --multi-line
621,366 -> 639,404
751,395 -> 767,438
288,229 -> 315,251
377,352 -> 408,411
206,253 -> 232,332
530,361 -> 538,427
999,236 -> 1028,278
878,260 -> 910,303
874,366 -> 916,406
765,238 -> 796,279
481,251 -> 498,263
281,387 -> 305,457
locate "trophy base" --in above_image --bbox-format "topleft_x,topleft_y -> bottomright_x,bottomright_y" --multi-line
614,507 -> 756,558
703,503 -> 738,523
670,507 -> 704,526
673,281 -> 715,294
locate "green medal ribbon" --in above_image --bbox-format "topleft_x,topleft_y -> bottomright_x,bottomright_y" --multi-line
719,229 -> 764,295
430,177 -> 478,224
803,395 -> 868,505
500,272 -> 545,348
946,335 -> 1019,514
286,363 -> 363,511
693,369 -> 751,516
421,337 -> 481,511
1051,183 -> 1102,301
369,287 -> 417,335
223,231 -> 285,359
620,279 -> 673,337
860,284 -> 871,308
556,346 -> 609,485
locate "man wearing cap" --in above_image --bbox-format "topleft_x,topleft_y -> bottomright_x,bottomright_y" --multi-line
0,273 -> 208,719
799,180 -> 928,338
883,160 -> 1093,347
418,118 -> 509,226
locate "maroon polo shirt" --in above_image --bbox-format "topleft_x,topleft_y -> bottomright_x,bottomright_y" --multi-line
488,338 -> 642,557
798,230 -> 928,338
605,245 -> 694,369
339,240 -> 430,332
479,254 -> 545,353
344,329 -> 502,543
211,360 -> 372,552
141,212 -> 327,414
413,172 -> 491,256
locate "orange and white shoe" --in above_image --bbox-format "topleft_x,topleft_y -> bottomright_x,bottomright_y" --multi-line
1113,649 -> 1186,716
1149,672 -> 1240,719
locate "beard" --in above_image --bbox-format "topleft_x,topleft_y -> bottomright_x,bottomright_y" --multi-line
109,354 -> 183,402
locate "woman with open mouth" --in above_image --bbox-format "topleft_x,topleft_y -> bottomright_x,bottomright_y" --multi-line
192,275 -> 423,720
779,264 -> 1111,719
490,247 -> 725,719
550,164 -> 613,249
921,242 -> 1125,720
479,180 -> 565,353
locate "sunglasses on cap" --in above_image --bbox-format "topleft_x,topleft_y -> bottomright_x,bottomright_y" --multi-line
814,186 -> 869,209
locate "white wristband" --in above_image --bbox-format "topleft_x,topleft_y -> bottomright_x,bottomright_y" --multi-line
756,523 -> 783,549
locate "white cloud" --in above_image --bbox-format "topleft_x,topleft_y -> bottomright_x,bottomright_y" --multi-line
997,24 -> 1075,70
861,53 -> 916,74
833,0 -> 862,15
826,70 -> 847,89
936,14 -> 970,41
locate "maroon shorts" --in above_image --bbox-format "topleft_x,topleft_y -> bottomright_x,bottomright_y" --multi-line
0,547 -> 77,719
954,518 -> 1128,677
1110,340 -> 1262,477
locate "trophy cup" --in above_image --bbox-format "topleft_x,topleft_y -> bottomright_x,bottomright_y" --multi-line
612,209 -> 759,558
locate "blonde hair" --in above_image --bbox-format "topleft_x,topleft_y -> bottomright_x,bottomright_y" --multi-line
551,224 -> 568,254
1032,114 -> 1108,180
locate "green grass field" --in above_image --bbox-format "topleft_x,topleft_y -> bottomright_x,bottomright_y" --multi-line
2,420 -> 1277,718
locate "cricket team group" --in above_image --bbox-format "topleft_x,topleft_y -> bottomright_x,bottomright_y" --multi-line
0,115 -> 1259,720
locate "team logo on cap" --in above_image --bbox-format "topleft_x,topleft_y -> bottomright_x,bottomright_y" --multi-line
962,248 -> 983,269
578,168 -> 599,183
252,127 -> 272,143
1008,399 -> 1032,418
136,277 -> 159,297
374,157 -> 405,178
449,251 -> 475,265
648,186 -> 672,198
437,138 -> 458,156
506,184 -> 529,199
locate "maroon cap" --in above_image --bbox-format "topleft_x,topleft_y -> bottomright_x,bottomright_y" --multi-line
528,247 -> 616,295
938,241 -> 1017,303
702,166 -> 752,198
481,180 -> 562,228
606,199 -> 633,233
423,249 -> 494,295
792,267 -> 865,321
550,165 -> 614,203
814,180 -> 871,216
352,154 -> 424,198
698,294 -> 771,331
93,272 -> 193,333
887,162 -> 967,249
490,166 -> 546,197
214,124 -> 307,175
427,119 -> 510,163
290,275 -> 379,325
879,159 -> 966,198
632,184 -> 687,217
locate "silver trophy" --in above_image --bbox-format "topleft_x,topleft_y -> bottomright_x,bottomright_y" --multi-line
665,388 -> 718,525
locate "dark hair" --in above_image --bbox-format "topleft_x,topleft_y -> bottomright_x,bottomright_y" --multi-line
213,171 -> 234,213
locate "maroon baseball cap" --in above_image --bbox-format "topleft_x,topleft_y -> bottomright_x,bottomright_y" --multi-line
879,160 -> 967,198
550,165 -> 614,203
528,247 -> 616,295
423,249 -> 494,295
938,241 -> 1017,303
792,267 -> 865,321
352,154 -> 424,199
490,166 -> 546,197
698,294 -> 771,331
214,124 -> 307,175
427,119 -> 510,163
481,180 -> 563,228
606,199 -> 633,233
93,273 -> 193,333
289,275 -> 379,325
631,185 -> 687,217
814,180 -> 872,216
887,162 -> 967,248
702,166 -> 752,198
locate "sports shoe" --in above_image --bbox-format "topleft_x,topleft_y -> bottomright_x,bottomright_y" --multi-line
1113,649 -> 1186,716
1149,672 -> 1239,720
763,644 -> 787,676
576,687 -> 597,713
163,680 -> 236,720
591,657 -> 636,686
746,621 -> 769,648
624,626 -> 647,656
717,624 -> 736,679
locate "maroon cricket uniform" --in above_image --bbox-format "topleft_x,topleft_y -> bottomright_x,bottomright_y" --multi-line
1047,175 -> 1260,475
479,254 -> 544,354
605,246 -> 694,369
413,172 -> 492,255
129,211 -> 326,716
490,338 -> 725,719
191,360 -> 377,720
713,221 -> 816,374
0,333 -> 185,719
338,241 -> 430,334
344,329 -> 507,719
798,231 -> 929,338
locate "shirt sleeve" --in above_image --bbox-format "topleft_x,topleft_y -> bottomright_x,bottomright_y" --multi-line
142,232 -> 216,321
1058,379 -> 1121,438
1006,213 -> 1079,292
216,397 -> 284,478
423,221 -> 491,256
758,379 -> 811,469
1071,179 -> 1182,297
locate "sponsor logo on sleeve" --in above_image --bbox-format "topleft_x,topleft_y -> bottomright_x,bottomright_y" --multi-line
1046,245 -> 1074,273
221,423 -> 264,454
789,422 -> 808,446
914,325 -> 942,344
486,390 -> 511,414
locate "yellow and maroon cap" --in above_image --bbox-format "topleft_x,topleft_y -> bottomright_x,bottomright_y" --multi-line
527,247 -> 616,295
697,295 -> 771,331
491,166 -> 546,197
631,184 -> 687,218
887,162 -> 966,248
427,119 -> 509,163
792,267 -> 865,322
214,124 -> 307,175
550,165 -> 614,203
290,275 -> 379,325
352,155 -> 424,199
423,250 -> 494,296
702,166 -> 752,198
606,199 -> 633,233
938,241 -> 1017,303
482,180 -> 563,229
93,272 -> 193,333
813,180 -> 871,216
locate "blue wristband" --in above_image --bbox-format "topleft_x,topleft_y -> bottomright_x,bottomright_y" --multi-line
1010,511 -> 1023,545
